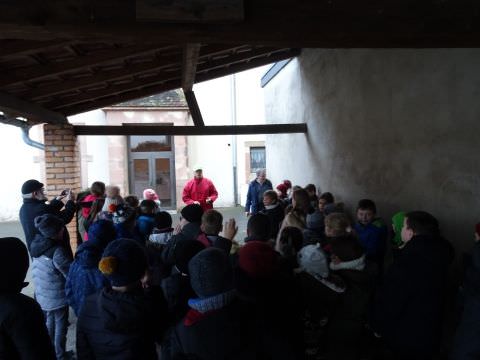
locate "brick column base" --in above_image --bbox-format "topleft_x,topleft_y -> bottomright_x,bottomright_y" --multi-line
43,124 -> 81,252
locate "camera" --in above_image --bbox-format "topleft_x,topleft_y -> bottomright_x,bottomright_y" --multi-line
60,189 -> 70,196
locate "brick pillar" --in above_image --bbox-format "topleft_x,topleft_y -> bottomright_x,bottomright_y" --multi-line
43,124 -> 81,252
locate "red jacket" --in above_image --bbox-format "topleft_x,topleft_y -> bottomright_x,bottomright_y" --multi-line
182,178 -> 218,211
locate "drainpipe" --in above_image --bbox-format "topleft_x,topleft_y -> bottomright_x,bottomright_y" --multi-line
230,74 -> 238,206
21,126 -> 45,150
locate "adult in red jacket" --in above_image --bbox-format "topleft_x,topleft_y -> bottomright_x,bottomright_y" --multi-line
182,167 -> 218,211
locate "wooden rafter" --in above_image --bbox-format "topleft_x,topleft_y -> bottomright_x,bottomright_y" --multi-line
73,123 -> 307,136
182,43 -> 201,91
45,47 -> 297,113
184,90 -> 204,126
0,91 -> 66,125
0,39 -> 76,58
0,44 -> 170,88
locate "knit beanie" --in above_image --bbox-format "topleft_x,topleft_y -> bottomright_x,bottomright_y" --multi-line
143,188 -> 159,201
87,220 -> 116,250
174,239 -> 205,275
283,180 -> 292,189
154,211 -> 173,229
0,237 -> 29,292
238,241 -> 278,279
21,179 -> 44,195
297,244 -> 329,279
98,238 -> 147,287
392,211 -> 406,247
181,204 -> 204,223
276,183 -> 288,198
189,247 -> 232,298
34,214 -> 64,239
112,204 -> 136,225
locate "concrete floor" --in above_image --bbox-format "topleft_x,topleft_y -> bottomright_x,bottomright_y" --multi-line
0,206 -> 248,357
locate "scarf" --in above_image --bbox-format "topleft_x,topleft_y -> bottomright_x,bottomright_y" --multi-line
188,289 -> 236,313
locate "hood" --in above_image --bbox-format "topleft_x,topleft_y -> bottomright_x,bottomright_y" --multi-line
98,287 -> 152,333
180,222 -> 201,241
74,242 -> 103,268
30,233 -> 56,258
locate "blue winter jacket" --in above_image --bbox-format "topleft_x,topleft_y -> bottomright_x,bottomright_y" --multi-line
30,234 -> 72,311
65,242 -> 108,316
136,215 -> 156,244
245,179 -> 273,214
354,219 -> 387,263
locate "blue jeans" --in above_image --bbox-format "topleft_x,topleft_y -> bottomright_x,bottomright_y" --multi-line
44,306 -> 69,360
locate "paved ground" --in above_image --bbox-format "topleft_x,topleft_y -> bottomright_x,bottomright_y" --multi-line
0,206 -> 247,357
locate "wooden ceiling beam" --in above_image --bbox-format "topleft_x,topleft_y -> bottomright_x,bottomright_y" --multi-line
45,46 -> 292,112
182,43 -> 201,91
0,91 -> 67,125
0,44 -> 170,88
184,90 -> 205,126
0,39 -> 77,58
0,1 -> 479,47
73,123 -> 307,136
22,44 -> 240,101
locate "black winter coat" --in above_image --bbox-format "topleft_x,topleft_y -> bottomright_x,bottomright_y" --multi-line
170,299 -> 258,360
19,198 -> 75,254
372,234 -> 453,357
0,292 -> 56,360
161,272 -> 196,325
260,203 -> 285,240
76,286 -> 169,360
162,222 -> 202,269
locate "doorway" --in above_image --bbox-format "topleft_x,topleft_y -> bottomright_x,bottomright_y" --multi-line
128,135 -> 176,209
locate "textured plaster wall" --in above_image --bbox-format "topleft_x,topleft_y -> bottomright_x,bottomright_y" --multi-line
265,49 -> 480,252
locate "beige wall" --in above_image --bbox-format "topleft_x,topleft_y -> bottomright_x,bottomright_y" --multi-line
265,49 -> 480,255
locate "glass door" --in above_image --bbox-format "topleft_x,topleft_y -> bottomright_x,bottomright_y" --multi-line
129,135 -> 176,209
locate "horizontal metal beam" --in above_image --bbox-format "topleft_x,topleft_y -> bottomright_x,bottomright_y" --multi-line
73,123 -> 307,136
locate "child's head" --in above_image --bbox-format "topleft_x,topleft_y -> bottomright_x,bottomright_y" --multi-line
292,188 -> 310,213
318,192 -> 334,211
124,195 -> 139,208
356,199 -> 377,225
276,183 -> 288,199
139,199 -> 157,215
330,234 -> 364,265
276,226 -> 304,257
34,214 -> 64,240
90,181 -> 106,197
201,209 -> 223,235
325,213 -> 351,238
154,211 -> 173,230
402,211 -> 439,243
304,184 -> 317,197
246,213 -> 270,242
143,188 -> 158,201
106,185 -> 121,198
263,190 -> 278,207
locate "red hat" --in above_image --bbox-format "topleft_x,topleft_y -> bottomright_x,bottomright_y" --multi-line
276,183 -> 288,197
475,223 -> 480,237
238,241 -> 278,279
283,180 -> 292,189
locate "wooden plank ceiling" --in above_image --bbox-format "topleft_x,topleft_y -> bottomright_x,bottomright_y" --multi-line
0,0 -> 479,127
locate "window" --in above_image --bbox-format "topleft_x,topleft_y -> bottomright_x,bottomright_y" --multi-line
250,147 -> 266,173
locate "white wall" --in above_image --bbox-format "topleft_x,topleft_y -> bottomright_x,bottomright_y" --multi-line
265,49 -> 480,253
0,124 -> 43,221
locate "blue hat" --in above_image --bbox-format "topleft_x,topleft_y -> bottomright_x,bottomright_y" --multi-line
34,214 -> 64,239
0,237 -> 29,292
87,220 -> 116,250
99,238 -> 147,287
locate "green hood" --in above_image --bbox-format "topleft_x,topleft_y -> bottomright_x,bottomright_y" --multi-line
391,211 -> 406,247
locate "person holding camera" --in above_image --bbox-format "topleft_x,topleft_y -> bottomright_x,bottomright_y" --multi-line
19,179 -> 76,257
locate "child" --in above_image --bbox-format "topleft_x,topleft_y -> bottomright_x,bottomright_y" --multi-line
278,188 -> 310,235
76,238 -> 168,359
30,214 -> 73,360
324,212 -> 352,238
318,192 -> 337,215
0,237 -> 56,359
136,199 -> 158,244
305,183 -> 319,210
353,199 -> 387,271
80,181 -> 106,241
260,190 -> 285,240
197,209 -> 235,254
66,220 -> 116,316
112,204 -> 141,243
143,188 -> 162,210
124,194 -> 140,209
275,226 -> 304,272
146,211 -> 174,284
101,185 -> 124,212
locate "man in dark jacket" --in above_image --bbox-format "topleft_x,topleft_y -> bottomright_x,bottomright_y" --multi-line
19,179 -> 76,254
245,169 -> 273,215
372,211 -> 453,360
76,238 -> 168,360
0,237 -> 56,360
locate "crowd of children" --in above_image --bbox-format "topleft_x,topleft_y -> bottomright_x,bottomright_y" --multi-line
2,179 -> 479,360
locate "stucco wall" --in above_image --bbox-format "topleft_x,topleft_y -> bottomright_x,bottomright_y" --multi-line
265,49 -> 480,253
